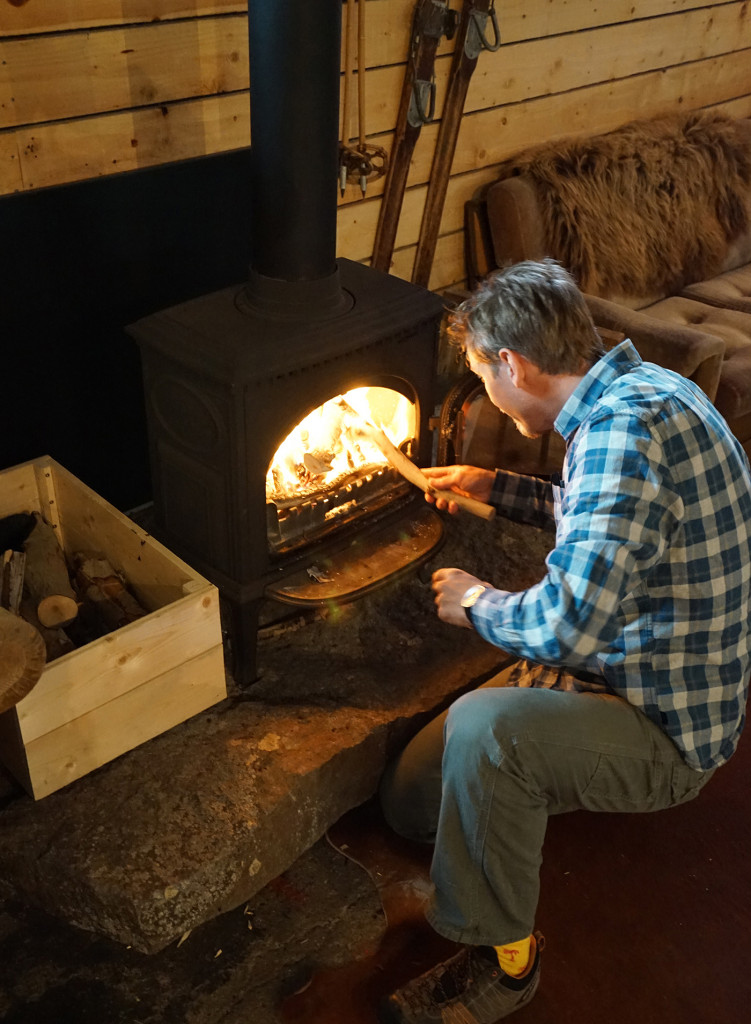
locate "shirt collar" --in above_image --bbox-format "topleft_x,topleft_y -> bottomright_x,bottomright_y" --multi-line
554,339 -> 642,444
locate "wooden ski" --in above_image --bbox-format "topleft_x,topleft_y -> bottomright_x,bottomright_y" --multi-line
411,0 -> 501,288
371,0 -> 457,273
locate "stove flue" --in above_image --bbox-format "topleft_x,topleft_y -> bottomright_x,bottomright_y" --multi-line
244,0 -> 347,318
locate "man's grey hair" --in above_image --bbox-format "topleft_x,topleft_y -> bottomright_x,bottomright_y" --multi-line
448,259 -> 605,375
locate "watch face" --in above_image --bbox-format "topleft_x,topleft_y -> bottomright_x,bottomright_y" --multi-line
460,584 -> 486,608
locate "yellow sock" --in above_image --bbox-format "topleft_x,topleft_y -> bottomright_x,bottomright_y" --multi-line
493,934 -> 533,977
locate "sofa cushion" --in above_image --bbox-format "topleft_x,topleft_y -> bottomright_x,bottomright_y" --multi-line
641,296 -> 751,422
681,263 -> 751,314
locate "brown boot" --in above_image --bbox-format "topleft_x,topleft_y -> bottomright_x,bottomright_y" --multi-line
379,932 -> 545,1024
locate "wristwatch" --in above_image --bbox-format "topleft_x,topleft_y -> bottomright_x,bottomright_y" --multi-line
460,584 -> 487,622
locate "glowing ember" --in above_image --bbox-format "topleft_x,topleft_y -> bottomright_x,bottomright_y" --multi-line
266,387 -> 415,502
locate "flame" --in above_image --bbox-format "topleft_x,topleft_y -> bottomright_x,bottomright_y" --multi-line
266,387 -> 415,501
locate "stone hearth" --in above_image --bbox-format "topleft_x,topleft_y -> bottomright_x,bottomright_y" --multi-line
0,514 -> 551,953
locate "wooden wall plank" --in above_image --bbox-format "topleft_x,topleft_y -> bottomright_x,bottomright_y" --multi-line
9,93 -> 249,192
496,0 -> 734,43
0,2 -> 245,36
389,229 -> 465,292
3,3 -> 743,134
0,130 -> 21,194
0,16 -> 248,129
6,43 -> 749,197
0,0 -> 727,44
354,1 -> 751,137
467,1 -> 751,113
338,164 -> 500,260
451,54 -> 751,181
292,2 -> 751,142
718,96 -> 751,118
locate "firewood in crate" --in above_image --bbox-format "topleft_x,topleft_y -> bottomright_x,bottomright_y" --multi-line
0,512 -> 35,615
1,550 -> 26,614
23,512 -> 79,629
72,553 -> 148,634
0,606 -> 46,714
19,597 -> 75,663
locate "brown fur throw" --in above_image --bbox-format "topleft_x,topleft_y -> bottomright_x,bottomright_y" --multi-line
496,112 -> 751,299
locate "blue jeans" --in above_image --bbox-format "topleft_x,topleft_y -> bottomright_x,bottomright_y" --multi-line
379,666 -> 714,946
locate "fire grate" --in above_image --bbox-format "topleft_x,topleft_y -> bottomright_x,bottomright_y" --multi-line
267,466 -> 410,554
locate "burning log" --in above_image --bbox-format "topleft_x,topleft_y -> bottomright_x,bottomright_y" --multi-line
23,513 -> 79,629
0,606 -> 46,715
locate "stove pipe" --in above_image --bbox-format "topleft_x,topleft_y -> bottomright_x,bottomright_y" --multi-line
245,0 -> 349,319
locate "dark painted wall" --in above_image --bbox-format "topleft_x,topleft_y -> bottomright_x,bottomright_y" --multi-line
1,150 -> 253,511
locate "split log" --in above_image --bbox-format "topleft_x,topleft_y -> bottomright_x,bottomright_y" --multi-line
0,607 -> 46,715
23,513 -> 78,628
73,553 -> 147,633
19,597 -> 76,663
1,549 -> 26,614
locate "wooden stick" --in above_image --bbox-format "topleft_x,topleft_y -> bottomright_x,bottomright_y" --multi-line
340,400 -> 496,521
357,0 -> 367,150
342,0 -> 357,144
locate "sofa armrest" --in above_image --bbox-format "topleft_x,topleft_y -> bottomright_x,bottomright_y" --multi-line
584,294 -> 725,403
486,176 -> 548,269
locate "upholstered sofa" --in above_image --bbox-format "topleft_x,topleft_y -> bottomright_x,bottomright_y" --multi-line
465,112 -> 751,454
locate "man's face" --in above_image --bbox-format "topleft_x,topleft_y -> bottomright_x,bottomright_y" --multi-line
467,348 -> 546,440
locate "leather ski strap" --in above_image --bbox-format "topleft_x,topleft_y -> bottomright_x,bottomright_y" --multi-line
411,0 -> 501,288
371,0 -> 457,273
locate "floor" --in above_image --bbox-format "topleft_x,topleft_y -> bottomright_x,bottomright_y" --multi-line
1,718 -> 750,1024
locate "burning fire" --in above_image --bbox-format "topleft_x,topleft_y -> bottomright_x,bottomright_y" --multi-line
266,387 -> 415,502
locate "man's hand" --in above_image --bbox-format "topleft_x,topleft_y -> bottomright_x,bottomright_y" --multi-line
422,465 -> 495,514
432,567 -> 492,628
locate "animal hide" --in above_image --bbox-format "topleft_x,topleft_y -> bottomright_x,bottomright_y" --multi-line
496,113 -> 751,300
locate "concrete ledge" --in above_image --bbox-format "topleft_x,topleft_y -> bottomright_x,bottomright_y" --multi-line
0,517 -> 551,953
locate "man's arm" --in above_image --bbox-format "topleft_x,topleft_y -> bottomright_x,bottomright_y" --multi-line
423,464 -> 557,530
434,414 -> 680,668
479,415 -> 677,662
431,567 -> 501,628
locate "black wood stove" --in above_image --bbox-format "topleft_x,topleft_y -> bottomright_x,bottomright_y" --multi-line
129,0 -> 446,683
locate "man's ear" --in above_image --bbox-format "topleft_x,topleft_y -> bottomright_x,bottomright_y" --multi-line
498,348 -> 529,389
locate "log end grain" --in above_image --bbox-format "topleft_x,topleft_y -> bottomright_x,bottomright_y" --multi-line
0,609 -> 47,714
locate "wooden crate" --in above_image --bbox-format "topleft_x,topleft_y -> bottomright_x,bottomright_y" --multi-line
0,456 -> 227,799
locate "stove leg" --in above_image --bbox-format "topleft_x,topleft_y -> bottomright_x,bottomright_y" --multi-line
221,598 -> 261,688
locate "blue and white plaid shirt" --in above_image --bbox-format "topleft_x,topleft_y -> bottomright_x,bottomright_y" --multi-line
469,340 -> 751,770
